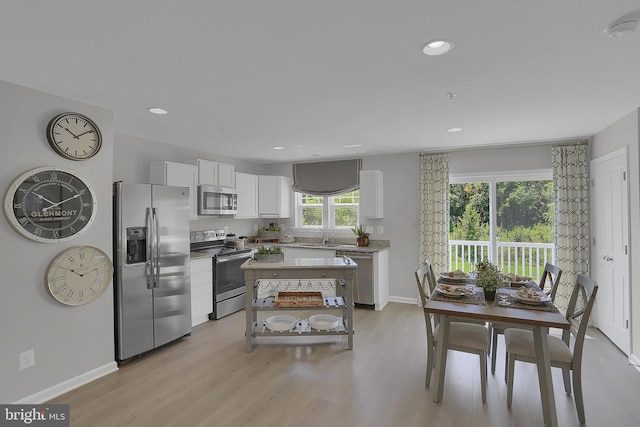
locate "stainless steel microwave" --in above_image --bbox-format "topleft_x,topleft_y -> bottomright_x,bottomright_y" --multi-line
197,185 -> 238,215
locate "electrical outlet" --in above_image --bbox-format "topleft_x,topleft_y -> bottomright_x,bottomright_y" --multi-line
19,349 -> 35,371
365,226 -> 373,235
376,226 -> 384,234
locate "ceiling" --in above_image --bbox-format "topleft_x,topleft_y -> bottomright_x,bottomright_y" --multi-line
1,1 -> 639,164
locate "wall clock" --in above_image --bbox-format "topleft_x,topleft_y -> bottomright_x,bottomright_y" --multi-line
3,166 -> 97,243
46,112 -> 102,160
46,245 -> 113,306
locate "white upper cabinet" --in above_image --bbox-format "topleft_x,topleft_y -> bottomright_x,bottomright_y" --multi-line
190,159 -> 236,188
217,163 -> 236,188
149,161 -> 198,220
258,175 -> 291,218
359,170 -> 383,219
235,172 -> 259,219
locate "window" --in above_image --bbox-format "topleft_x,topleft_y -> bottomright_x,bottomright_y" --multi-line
295,190 -> 359,229
448,171 -> 554,278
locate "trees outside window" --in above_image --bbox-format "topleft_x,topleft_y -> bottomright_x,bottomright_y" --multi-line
449,176 -> 554,277
296,190 -> 359,229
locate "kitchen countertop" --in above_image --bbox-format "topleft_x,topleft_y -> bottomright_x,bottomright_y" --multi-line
248,240 -> 390,253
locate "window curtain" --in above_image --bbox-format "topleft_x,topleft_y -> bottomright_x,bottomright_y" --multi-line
292,159 -> 362,196
418,153 -> 450,275
551,142 -> 590,314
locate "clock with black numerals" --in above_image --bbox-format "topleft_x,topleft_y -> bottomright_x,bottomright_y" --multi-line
3,166 -> 97,243
47,112 -> 102,160
46,245 -> 113,306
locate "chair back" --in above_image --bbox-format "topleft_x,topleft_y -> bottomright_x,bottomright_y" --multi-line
564,273 -> 598,363
539,263 -> 563,301
415,261 -> 436,341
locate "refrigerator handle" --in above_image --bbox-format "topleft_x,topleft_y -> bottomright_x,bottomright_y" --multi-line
152,207 -> 160,288
145,207 -> 153,289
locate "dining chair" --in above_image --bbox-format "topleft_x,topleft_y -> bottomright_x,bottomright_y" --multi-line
415,263 -> 489,401
504,273 -> 598,424
489,262 -> 563,376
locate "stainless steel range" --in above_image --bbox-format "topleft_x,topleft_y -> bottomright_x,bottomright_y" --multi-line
190,231 -> 253,319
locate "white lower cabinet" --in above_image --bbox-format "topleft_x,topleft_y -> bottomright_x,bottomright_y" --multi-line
190,258 -> 213,326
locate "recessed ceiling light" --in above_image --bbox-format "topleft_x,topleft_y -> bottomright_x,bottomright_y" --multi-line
447,127 -> 462,133
343,144 -> 362,148
272,146 -> 284,150
148,107 -> 168,115
422,39 -> 454,56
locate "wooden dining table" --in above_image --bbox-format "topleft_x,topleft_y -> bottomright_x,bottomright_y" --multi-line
424,285 -> 570,427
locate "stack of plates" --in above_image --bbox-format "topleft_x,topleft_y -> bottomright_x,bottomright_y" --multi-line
264,315 -> 298,331
308,314 -> 340,330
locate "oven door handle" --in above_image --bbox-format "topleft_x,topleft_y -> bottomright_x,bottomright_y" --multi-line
216,253 -> 252,263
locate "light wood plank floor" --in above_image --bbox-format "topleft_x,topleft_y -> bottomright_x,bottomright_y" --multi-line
50,302 -> 640,426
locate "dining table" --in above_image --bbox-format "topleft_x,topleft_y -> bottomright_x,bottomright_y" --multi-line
424,281 -> 570,427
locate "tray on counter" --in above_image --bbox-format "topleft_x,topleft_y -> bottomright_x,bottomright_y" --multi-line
274,291 -> 325,307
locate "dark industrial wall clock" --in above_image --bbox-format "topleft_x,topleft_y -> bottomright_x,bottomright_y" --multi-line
46,245 -> 113,306
46,112 -> 102,160
3,166 -> 97,243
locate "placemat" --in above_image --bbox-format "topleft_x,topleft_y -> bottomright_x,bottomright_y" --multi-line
494,297 -> 559,313
430,289 -> 487,306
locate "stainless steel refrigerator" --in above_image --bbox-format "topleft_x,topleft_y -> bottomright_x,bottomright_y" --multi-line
113,182 -> 191,362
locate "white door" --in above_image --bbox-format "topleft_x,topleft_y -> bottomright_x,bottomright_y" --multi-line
591,148 -> 630,354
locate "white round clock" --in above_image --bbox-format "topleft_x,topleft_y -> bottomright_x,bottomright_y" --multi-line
46,245 -> 113,306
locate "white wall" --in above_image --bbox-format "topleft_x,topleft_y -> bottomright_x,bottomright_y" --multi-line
0,81 -> 115,403
591,109 -> 640,360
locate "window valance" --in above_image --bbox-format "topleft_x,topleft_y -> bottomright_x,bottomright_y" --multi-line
292,159 -> 362,196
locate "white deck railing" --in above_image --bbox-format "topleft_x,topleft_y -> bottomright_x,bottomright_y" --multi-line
449,240 -> 555,279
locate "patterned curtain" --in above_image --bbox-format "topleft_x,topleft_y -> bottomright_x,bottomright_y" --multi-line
551,143 -> 590,314
418,153 -> 450,274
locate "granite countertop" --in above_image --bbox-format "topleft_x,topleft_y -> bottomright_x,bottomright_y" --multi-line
247,239 -> 390,253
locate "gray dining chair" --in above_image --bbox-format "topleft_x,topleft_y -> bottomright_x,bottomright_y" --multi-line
489,262 -> 563,376
504,273 -> 598,424
415,262 -> 489,401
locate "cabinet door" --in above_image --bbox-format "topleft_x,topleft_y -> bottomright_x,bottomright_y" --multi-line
150,162 -> 198,220
196,159 -> 218,186
258,175 -> 291,218
235,172 -> 259,218
359,170 -> 383,219
218,163 -> 236,188
190,258 -> 213,326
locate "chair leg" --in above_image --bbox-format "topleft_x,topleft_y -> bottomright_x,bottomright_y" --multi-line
487,324 -> 493,355
504,349 -> 508,383
491,329 -> 498,374
562,367 -> 571,394
425,344 -> 434,389
479,351 -> 487,403
506,353 -> 515,407
573,367 -> 585,423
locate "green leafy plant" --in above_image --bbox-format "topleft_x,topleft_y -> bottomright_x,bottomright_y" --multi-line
256,245 -> 283,255
475,260 -> 502,292
350,224 -> 369,238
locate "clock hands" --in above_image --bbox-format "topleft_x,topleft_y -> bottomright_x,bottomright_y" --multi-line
74,129 -> 94,139
63,127 -> 79,138
32,192 -> 56,207
43,193 -> 83,212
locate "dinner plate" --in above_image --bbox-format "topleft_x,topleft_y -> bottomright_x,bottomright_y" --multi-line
511,292 -> 551,305
439,272 -> 469,283
435,284 -> 473,297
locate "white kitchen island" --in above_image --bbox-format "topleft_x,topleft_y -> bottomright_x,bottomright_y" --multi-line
241,257 -> 357,352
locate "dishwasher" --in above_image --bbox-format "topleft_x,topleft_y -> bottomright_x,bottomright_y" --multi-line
336,251 -> 374,308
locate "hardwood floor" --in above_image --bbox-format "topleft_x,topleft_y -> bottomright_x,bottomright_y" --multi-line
50,302 -> 640,427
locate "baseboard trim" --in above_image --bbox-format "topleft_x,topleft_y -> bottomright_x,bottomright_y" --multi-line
629,353 -> 640,373
14,362 -> 119,404
388,295 -> 419,306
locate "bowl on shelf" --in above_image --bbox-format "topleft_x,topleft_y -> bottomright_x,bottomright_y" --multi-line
264,315 -> 298,332
308,314 -> 340,330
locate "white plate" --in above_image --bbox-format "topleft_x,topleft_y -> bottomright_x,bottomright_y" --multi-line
511,292 -> 551,305
308,314 -> 340,330
264,315 -> 298,332
435,284 -> 473,297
